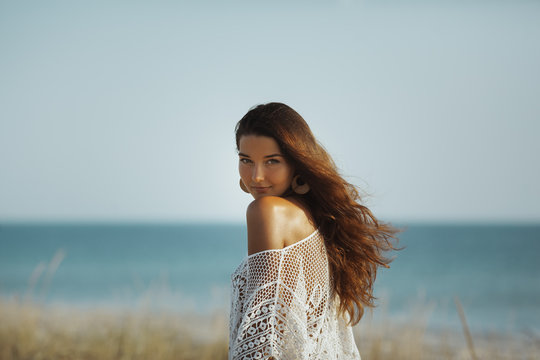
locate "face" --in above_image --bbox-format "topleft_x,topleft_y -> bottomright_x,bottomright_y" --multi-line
238,135 -> 295,199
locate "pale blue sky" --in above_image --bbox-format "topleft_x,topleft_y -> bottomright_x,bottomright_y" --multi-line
1,0 -> 539,223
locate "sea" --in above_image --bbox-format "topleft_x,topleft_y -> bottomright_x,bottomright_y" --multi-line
0,222 -> 539,334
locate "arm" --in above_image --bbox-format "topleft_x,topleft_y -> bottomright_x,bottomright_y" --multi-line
230,197 -> 306,359
231,251 -> 307,360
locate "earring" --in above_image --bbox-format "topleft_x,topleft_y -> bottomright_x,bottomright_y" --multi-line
239,179 -> 250,193
292,175 -> 310,194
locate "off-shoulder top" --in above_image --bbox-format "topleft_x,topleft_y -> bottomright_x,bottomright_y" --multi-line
229,229 -> 361,359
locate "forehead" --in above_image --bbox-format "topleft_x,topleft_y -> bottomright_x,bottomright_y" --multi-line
238,135 -> 281,155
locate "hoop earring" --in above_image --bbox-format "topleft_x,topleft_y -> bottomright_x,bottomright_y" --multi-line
291,175 -> 310,195
239,179 -> 250,193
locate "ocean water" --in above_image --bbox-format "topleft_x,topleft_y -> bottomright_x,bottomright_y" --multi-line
0,223 -> 538,333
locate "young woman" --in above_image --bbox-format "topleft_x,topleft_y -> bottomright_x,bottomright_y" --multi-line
229,103 -> 399,359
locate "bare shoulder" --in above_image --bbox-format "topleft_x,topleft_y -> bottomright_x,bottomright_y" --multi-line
246,196 -> 317,255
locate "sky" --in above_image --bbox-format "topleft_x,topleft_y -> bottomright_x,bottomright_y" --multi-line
1,0 -> 539,224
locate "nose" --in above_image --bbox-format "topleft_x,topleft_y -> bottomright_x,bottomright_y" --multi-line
252,164 -> 265,183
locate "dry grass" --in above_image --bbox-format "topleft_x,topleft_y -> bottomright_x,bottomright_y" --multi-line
355,316 -> 539,360
354,296 -> 540,360
0,299 -> 228,360
1,297 -> 538,360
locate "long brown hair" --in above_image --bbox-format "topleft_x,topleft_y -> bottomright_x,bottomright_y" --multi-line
235,102 -> 400,325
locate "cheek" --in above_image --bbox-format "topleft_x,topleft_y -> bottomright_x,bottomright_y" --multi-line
239,164 -> 250,180
282,163 -> 295,178
274,166 -> 294,184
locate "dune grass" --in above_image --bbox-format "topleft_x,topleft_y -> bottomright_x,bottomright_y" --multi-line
0,298 -> 228,360
1,296 -> 538,360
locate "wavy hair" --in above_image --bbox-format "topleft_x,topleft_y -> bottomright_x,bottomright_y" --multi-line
235,102 -> 400,325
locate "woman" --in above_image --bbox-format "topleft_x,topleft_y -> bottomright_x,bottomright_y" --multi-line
229,103 -> 399,359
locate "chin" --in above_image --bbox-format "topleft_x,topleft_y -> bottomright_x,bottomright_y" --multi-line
253,193 -> 278,200
253,193 -> 269,199
262,192 -> 287,199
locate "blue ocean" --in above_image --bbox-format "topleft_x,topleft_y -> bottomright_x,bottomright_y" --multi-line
1,223 -> 539,333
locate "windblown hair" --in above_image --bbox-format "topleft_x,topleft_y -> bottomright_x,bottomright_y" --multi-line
235,102 -> 400,325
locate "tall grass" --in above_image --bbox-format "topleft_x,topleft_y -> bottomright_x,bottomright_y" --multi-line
0,298 -> 228,360
1,296 -> 538,360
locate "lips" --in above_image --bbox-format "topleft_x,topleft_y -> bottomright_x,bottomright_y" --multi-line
252,186 -> 271,192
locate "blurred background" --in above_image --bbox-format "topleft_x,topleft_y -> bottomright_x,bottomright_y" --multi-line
1,0 -> 539,339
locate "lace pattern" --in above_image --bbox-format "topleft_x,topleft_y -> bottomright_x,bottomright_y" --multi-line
229,229 -> 361,359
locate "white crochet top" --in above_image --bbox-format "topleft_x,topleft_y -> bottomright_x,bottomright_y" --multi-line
229,229 -> 361,359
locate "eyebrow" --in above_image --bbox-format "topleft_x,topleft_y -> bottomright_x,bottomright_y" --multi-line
238,152 -> 284,158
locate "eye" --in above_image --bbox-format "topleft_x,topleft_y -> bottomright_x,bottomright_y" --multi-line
239,158 -> 252,164
266,158 -> 280,165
